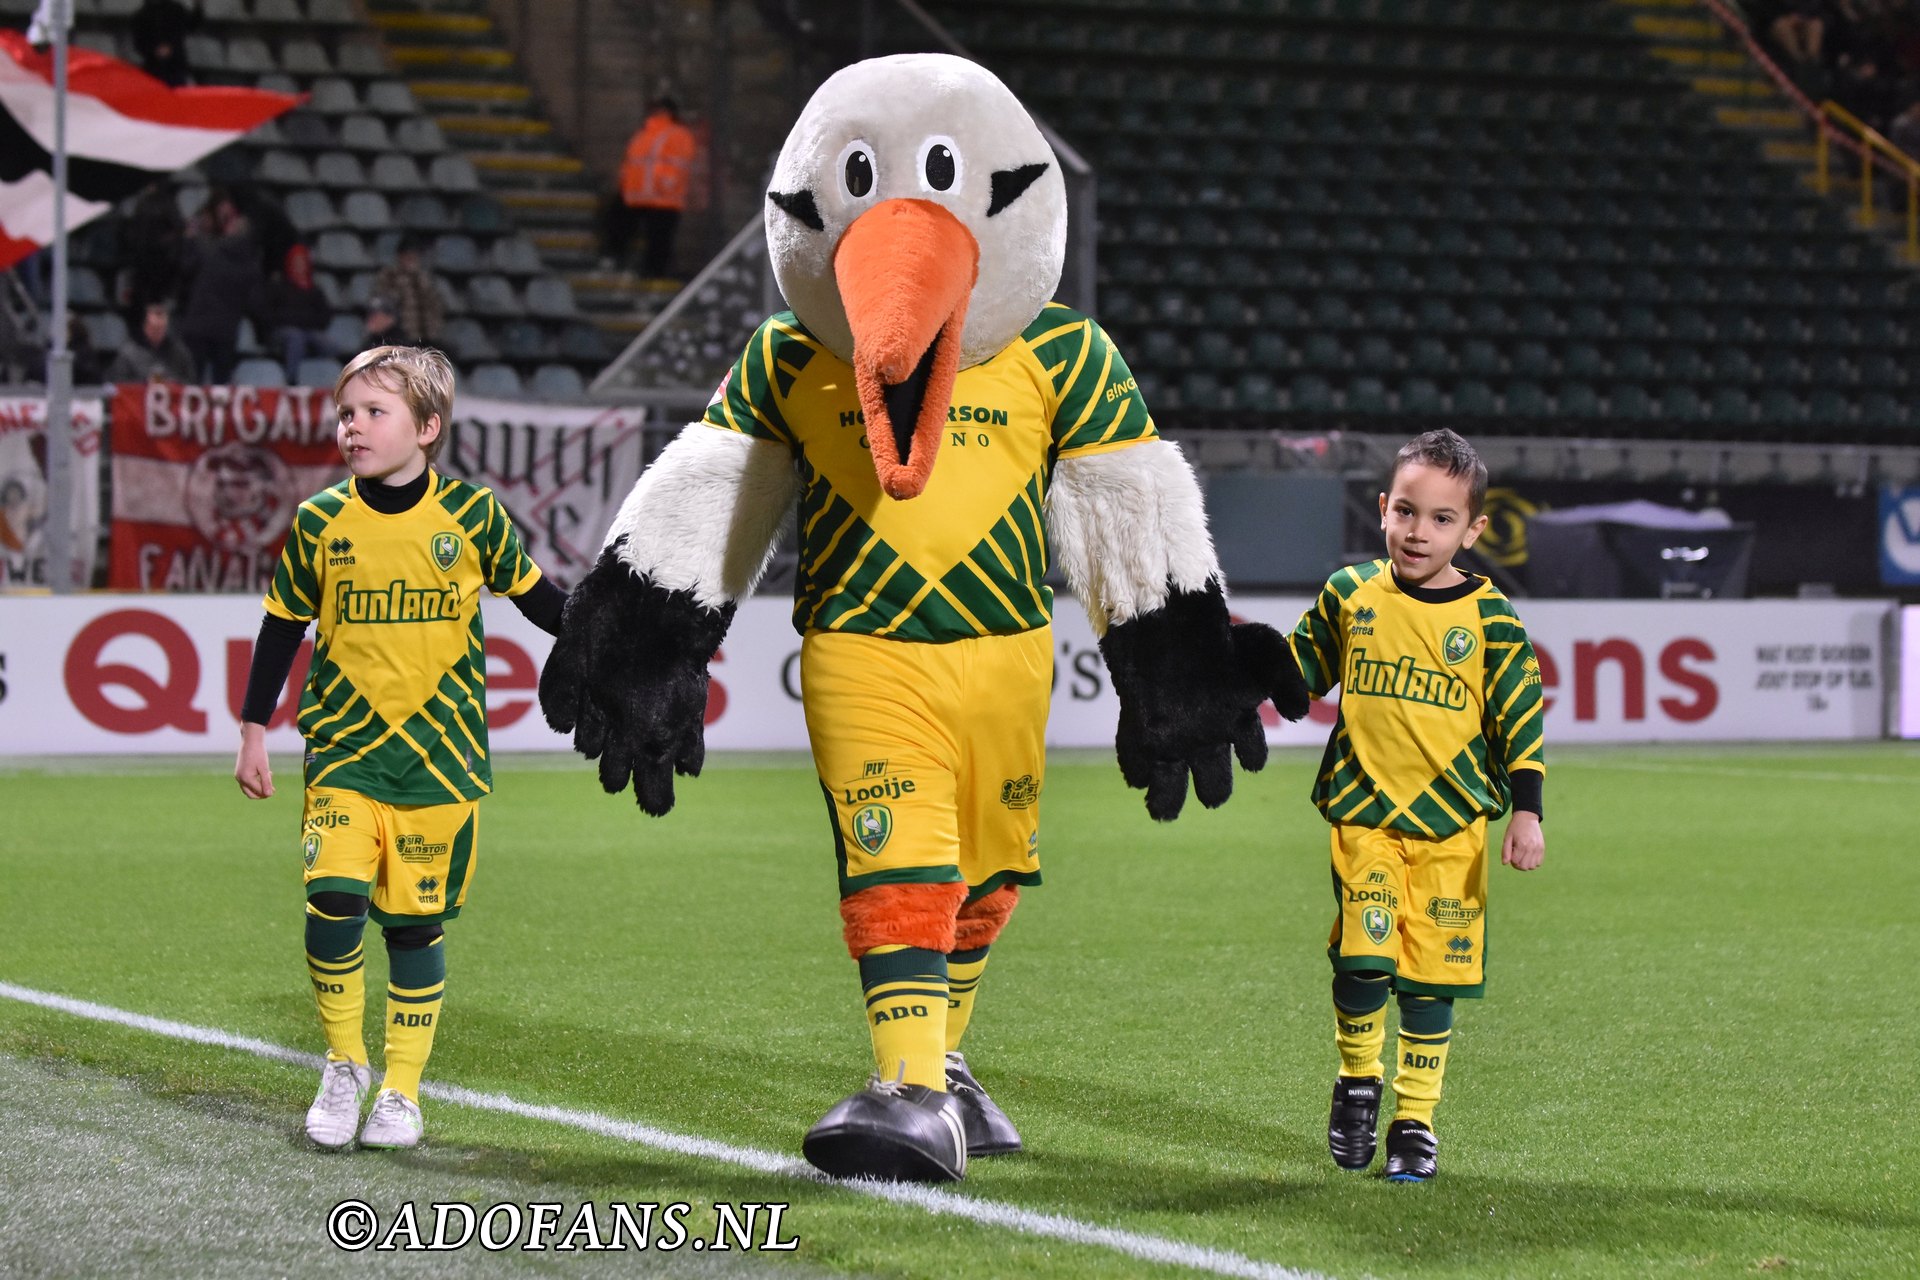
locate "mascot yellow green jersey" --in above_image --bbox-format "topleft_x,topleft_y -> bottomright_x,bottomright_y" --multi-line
539,54 -> 1307,1183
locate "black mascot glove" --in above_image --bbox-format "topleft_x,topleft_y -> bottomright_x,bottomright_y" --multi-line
1097,578 -> 1310,822
539,543 -> 734,816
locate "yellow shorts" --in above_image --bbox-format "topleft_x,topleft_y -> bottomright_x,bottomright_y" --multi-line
801,626 -> 1051,901
301,787 -> 478,926
1327,818 -> 1487,998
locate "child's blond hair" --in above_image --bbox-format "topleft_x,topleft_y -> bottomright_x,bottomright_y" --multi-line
334,346 -> 456,463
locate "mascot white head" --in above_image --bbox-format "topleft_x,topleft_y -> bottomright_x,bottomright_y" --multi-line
764,54 -> 1068,500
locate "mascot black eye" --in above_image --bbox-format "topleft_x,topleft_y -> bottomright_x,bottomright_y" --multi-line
925,145 -> 955,190
844,148 -> 874,197
919,135 -> 961,194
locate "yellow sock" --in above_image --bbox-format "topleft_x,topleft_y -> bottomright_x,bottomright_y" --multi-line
1391,994 -> 1454,1129
381,934 -> 445,1102
304,904 -> 367,1066
1332,970 -> 1390,1079
944,946 -> 990,1053
859,944 -> 948,1089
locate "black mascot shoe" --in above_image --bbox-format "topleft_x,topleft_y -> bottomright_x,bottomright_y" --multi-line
1328,1075 -> 1383,1171
802,1076 -> 968,1182
1383,1118 -> 1438,1182
944,1052 -> 1022,1156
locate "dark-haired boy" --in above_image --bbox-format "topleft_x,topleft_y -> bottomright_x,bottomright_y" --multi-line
1288,428 -> 1546,1181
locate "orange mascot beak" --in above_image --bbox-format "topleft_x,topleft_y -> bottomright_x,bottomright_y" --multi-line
833,199 -> 979,501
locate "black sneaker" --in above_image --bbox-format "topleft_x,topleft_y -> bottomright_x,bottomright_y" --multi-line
944,1052 -> 1022,1156
1384,1118 -> 1438,1182
802,1076 -> 968,1182
1328,1075 -> 1383,1170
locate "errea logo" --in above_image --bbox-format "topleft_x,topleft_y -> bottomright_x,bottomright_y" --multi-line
327,536 -> 355,566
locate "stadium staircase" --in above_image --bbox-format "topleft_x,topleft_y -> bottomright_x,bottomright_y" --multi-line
907,0 -> 1920,444
361,0 -> 673,350
8,0 -> 622,395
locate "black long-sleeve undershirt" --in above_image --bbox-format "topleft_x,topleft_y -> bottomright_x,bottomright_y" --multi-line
239,473 -> 567,724
1510,768 -> 1542,821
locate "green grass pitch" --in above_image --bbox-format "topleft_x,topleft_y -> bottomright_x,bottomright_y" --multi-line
2,744 -> 1916,1279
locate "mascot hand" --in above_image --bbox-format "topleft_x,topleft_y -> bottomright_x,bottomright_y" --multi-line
539,543 -> 734,816
1097,579 -> 1310,822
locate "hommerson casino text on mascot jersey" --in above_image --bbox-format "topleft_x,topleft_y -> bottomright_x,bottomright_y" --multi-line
538,54 -> 1308,1183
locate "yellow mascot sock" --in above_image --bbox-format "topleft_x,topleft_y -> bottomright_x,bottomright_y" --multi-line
944,946 -> 990,1053
859,944 -> 948,1089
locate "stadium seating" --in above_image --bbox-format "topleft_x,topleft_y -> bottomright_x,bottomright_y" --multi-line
918,0 -> 1920,439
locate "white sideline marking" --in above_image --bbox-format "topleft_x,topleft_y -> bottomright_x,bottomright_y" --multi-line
0,981 -> 1327,1280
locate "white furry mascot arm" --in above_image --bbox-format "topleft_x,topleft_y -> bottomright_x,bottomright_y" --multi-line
1048,439 -> 1309,820
539,423 -> 797,814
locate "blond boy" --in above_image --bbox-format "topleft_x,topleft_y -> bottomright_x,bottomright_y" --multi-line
235,347 -> 565,1149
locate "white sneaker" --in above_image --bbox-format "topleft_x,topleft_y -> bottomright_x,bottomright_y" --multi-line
305,1058 -> 372,1150
359,1088 -> 424,1149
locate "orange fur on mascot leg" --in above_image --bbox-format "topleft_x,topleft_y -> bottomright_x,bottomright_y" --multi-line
953,885 -> 1019,952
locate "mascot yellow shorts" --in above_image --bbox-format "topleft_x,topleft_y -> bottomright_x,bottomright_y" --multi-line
301,786 -> 478,926
802,626 -> 1051,902
1326,818 -> 1487,998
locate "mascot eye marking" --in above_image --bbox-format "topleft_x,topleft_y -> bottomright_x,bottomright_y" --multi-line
767,188 -> 824,231
843,146 -> 875,198
987,162 -> 1049,217
919,135 -> 960,193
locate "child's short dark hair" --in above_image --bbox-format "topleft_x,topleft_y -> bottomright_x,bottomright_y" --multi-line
1389,429 -> 1487,519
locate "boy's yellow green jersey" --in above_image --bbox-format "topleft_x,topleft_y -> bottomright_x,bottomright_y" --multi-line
1289,560 -> 1545,839
702,302 -> 1156,643
262,472 -> 542,804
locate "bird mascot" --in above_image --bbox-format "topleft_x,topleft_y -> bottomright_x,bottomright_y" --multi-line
540,54 -> 1307,1182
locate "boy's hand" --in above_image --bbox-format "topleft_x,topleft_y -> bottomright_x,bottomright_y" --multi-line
235,723 -> 274,799
1502,810 -> 1543,871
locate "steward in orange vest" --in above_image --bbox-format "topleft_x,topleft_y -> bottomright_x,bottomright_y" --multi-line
608,97 -> 698,278
621,101 -> 697,211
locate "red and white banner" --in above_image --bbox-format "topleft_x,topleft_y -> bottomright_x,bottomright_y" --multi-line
0,392 -> 104,590
107,382 -> 342,593
0,596 -> 1893,757
106,385 -> 650,593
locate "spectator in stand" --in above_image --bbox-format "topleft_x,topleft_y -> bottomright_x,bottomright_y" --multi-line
106,302 -> 196,383
371,234 -> 445,347
606,96 -> 698,279
66,315 -> 107,385
264,244 -> 332,382
1754,0 -> 1835,83
359,295 -> 402,352
122,181 -> 186,317
1888,96 -> 1920,155
131,0 -> 203,87
177,189 -> 265,383
232,185 -> 297,281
